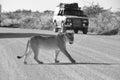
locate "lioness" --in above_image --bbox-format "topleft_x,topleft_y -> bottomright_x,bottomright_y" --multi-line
17,32 -> 76,64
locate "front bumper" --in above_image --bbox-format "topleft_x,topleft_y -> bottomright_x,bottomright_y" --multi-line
64,24 -> 88,30
64,18 -> 89,30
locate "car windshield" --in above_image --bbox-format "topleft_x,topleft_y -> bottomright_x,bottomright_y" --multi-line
64,9 -> 83,16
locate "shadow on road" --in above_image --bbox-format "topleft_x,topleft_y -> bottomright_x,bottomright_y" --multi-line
27,62 -> 120,66
0,33 -> 56,38
77,32 -> 98,36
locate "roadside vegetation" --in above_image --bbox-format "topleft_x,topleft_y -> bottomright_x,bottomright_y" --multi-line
1,3 -> 120,35
83,3 -> 120,35
1,10 -> 54,30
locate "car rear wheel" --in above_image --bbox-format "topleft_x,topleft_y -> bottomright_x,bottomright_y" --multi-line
60,22 -> 66,33
54,28 -> 59,32
53,22 -> 58,32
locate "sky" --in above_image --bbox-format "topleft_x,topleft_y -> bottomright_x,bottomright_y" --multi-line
0,0 -> 120,12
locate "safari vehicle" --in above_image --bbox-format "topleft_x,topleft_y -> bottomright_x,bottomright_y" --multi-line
53,3 -> 89,34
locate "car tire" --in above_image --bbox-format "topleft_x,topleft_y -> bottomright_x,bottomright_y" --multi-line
83,28 -> 88,34
60,22 -> 66,33
53,22 -> 58,32
74,30 -> 78,34
54,28 -> 59,32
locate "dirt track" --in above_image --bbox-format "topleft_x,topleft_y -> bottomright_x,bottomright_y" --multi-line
0,28 -> 120,80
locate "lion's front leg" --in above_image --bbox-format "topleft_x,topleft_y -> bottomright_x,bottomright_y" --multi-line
60,47 -> 76,63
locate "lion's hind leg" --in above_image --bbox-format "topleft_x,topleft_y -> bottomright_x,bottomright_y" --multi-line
34,54 -> 43,64
24,48 -> 32,64
55,50 -> 60,63
32,46 -> 43,64
17,40 -> 32,64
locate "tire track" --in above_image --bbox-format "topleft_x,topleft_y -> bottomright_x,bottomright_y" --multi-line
0,33 -> 119,80
0,39 -> 27,80
74,44 -> 120,62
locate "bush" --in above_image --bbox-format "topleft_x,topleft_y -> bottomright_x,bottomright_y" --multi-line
83,3 -> 105,17
83,3 -> 120,35
1,10 -> 54,30
88,11 -> 120,35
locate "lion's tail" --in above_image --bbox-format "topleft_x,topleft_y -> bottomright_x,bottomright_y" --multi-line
17,40 -> 30,59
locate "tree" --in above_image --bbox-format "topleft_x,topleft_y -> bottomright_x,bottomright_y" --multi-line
83,3 -> 105,17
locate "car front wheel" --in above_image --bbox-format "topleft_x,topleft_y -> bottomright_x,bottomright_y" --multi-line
74,30 -> 79,34
83,28 -> 88,34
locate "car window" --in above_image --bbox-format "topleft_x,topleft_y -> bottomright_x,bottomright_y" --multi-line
64,9 -> 83,16
58,10 -> 63,16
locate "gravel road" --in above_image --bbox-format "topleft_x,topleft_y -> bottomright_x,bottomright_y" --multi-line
0,28 -> 120,80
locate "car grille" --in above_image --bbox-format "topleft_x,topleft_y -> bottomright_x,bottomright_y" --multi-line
72,19 -> 81,26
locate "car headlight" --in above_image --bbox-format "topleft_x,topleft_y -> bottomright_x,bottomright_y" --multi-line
83,20 -> 88,23
83,24 -> 86,26
66,18 -> 72,22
